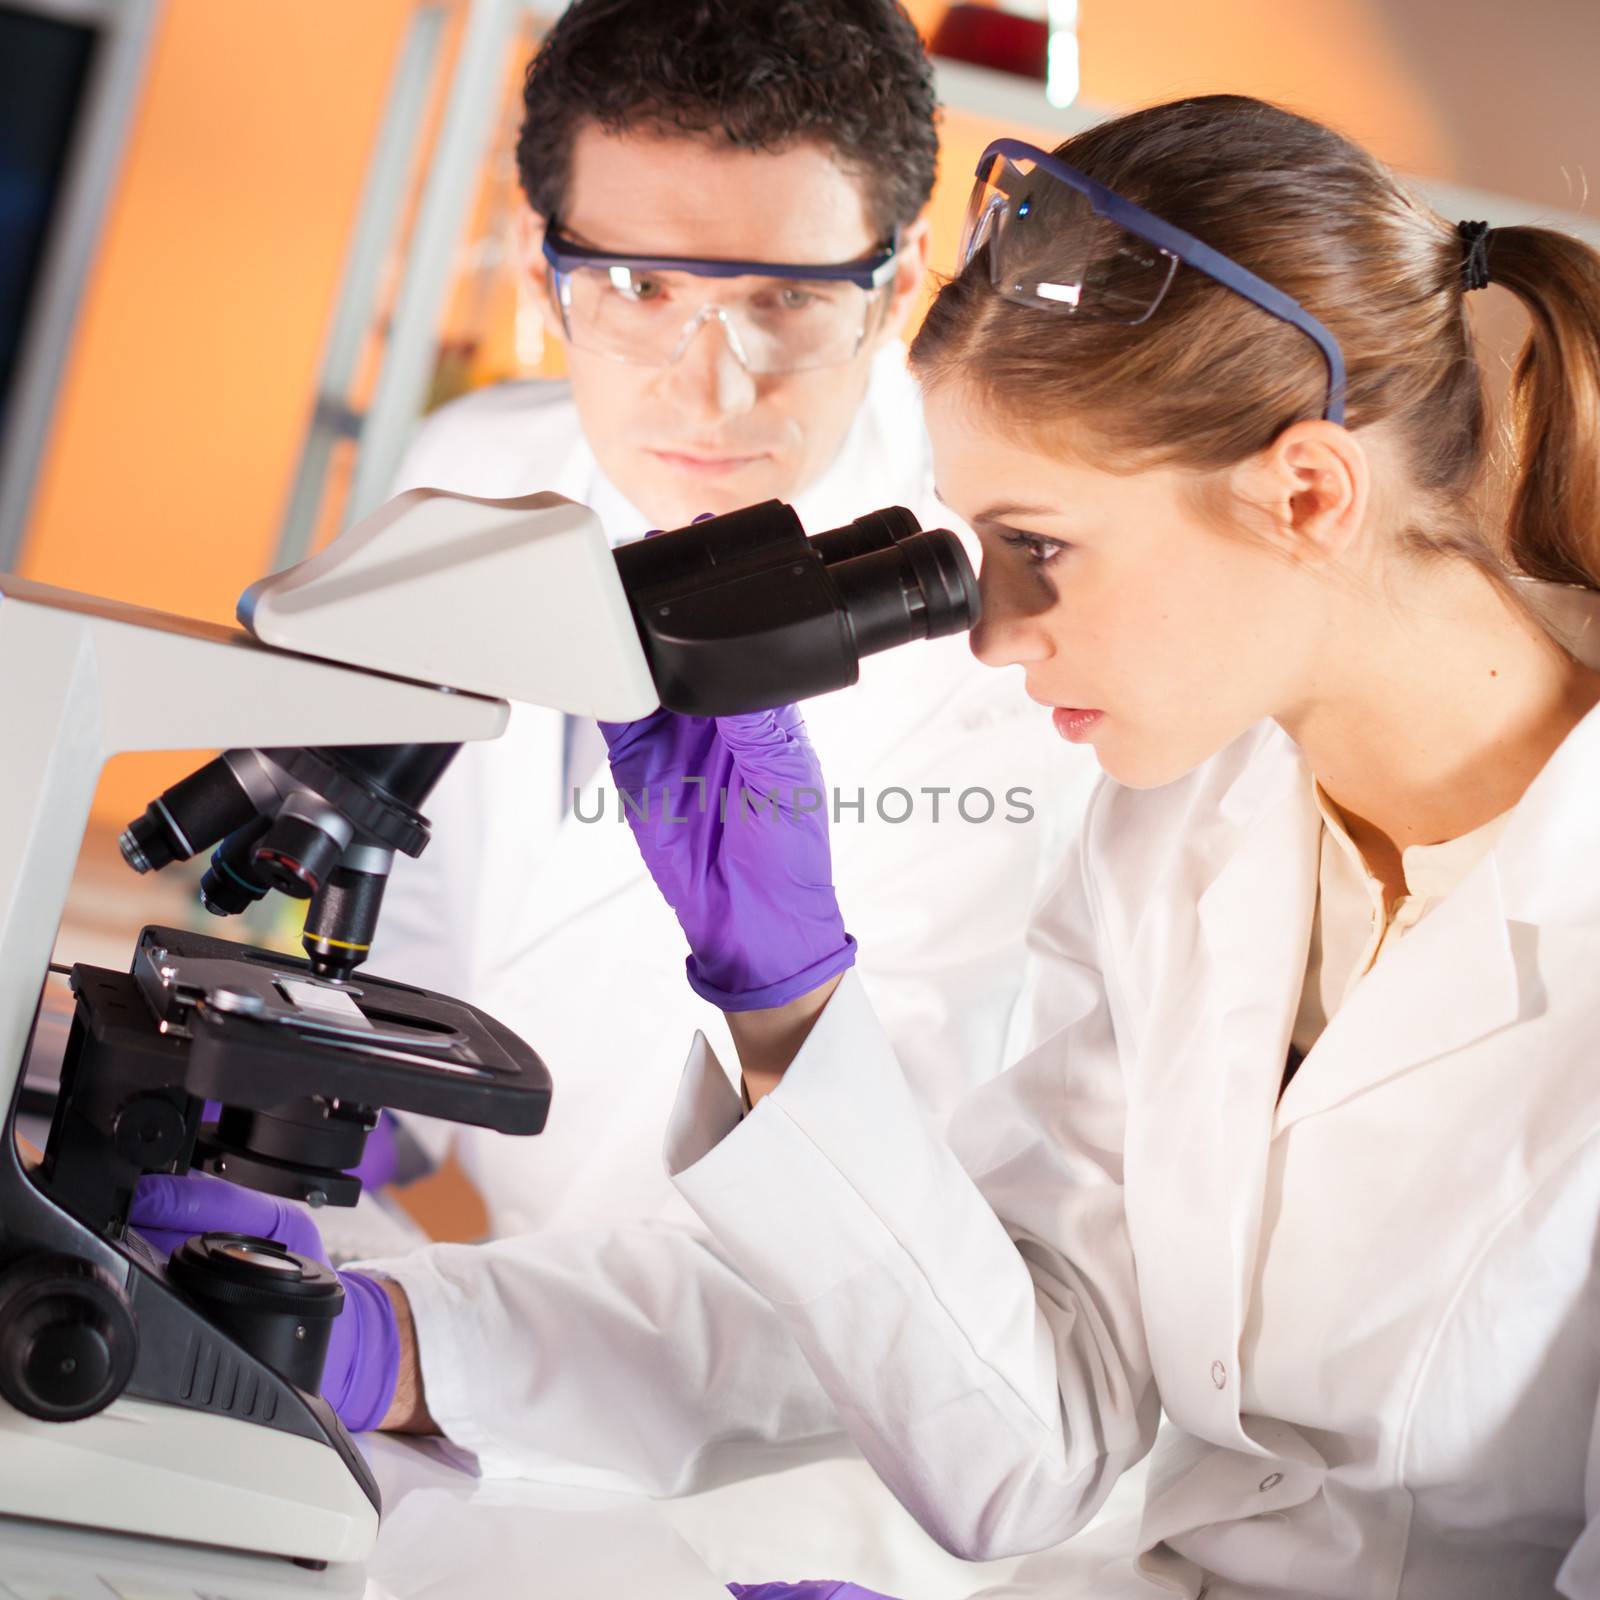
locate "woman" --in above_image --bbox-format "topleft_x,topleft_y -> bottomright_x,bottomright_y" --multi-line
600,94 -> 1600,1597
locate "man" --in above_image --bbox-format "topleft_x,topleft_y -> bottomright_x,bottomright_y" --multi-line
368,0 -> 1094,1238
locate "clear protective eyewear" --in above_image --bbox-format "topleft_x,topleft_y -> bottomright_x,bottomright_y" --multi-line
959,139 -> 1347,424
542,228 -> 900,376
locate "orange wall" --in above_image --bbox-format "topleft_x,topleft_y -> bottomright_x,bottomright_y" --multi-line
1080,0 -> 1451,177
906,0 -> 1451,182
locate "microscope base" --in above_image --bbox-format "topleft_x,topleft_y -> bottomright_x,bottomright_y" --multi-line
0,1392 -> 378,1563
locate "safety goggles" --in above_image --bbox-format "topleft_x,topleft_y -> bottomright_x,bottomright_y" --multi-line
542,228 -> 900,376
959,139 -> 1347,424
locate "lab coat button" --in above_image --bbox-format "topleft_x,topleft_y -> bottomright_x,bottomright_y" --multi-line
1259,1472 -> 1283,1492
1211,1360 -> 1227,1389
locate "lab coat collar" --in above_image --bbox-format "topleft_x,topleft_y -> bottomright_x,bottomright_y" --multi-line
1495,722 -> 1600,936
1272,850 -> 1518,1128
1201,581 -> 1600,1132
1183,724 -> 1521,1135
1286,602 -> 1600,1121
1495,578 -> 1600,928
526,387 -> 595,510
1181,730 -> 1525,1068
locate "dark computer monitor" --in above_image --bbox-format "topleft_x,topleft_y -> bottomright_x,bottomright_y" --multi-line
0,0 -> 156,569
0,7 -> 97,441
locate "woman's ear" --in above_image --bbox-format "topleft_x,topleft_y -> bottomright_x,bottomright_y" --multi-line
1230,420 -> 1371,568
877,214 -> 933,346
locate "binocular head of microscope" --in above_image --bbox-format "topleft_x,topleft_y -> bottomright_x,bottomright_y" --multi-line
0,493 -> 978,1564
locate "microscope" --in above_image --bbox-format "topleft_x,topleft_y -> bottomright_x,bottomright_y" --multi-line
0,489 -> 977,1566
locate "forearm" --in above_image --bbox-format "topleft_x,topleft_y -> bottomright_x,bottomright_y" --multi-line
728,974 -> 843,1105
378,1277 -> 437,1434
359,1223 -> 843,1491
670,972 -> 1157,1560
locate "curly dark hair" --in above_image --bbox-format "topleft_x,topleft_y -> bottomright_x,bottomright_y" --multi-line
516,0 -> 939,240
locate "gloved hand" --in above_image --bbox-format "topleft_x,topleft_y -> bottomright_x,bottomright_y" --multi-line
728,1585 -> 902,1599
599,703 -> 856,1011
128,1172 -> 400,1432
349,1110 -> 400,1190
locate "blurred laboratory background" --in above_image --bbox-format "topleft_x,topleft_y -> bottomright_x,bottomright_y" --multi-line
5,0 -> 1597,1234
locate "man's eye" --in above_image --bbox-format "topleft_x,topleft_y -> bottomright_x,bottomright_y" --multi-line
611,270 -> 666,304
998,530 -> 1069,566
750,281 -> 846,315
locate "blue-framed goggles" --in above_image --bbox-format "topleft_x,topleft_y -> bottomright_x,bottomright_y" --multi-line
959,139 -> 1347,424
541,227 -> 900,374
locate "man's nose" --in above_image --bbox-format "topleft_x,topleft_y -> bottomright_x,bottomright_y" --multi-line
662,309 -> 758,421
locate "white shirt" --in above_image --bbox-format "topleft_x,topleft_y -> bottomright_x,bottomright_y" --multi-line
1293,784 -> 1512,1054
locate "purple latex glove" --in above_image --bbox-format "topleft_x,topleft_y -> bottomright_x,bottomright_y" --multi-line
599,703 -> 856,1011
349,1109 -> 400,1189
728,1586 -> 902,1599
128,1172 -> 400,1432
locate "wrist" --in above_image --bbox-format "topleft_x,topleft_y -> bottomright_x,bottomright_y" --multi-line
326,1269 -> 402,1434
374,1276 -> 436,1434
687,933 -> 856,1014
729,972 -> 844,1105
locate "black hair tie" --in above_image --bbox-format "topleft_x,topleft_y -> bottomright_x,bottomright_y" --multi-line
1457,219 -> 1493,292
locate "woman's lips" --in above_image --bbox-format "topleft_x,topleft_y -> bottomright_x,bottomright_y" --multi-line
648,448 -> 769,477
1052,707 -> 1104,742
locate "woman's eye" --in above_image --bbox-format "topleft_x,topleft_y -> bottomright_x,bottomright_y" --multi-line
775,285 -> 820,312
998,530 -> 1069,566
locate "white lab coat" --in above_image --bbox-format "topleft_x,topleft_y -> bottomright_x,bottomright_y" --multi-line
370,346 -> 1096,1231
373,584 -> 1600,1597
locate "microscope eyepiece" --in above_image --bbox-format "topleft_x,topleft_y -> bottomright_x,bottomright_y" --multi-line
613,502 -> 980,717
118,499 -> 980,966
804,505 -> 921,564
822,526 -> 977,655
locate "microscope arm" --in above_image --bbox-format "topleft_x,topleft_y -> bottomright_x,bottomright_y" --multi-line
0,576 -> 506,1171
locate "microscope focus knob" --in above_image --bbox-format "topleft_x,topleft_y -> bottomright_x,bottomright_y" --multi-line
0,1255 -> 138,1422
